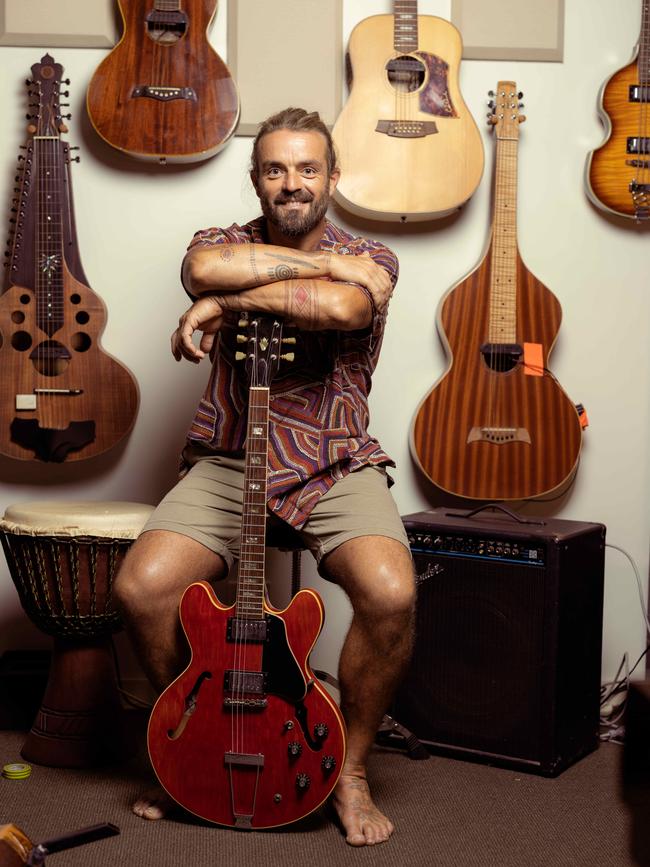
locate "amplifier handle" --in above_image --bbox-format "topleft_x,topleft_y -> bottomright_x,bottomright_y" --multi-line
446,504 -> 546,525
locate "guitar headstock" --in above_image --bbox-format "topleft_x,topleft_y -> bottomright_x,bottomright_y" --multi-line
487,81 -> 526,139
27,53 -> 70,138
236,314 -> 295,386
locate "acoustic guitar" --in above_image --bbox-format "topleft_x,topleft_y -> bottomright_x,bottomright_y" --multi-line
586,0 -> 650,220
1,54 -> 139,463
331,0 -> 484,222
148,315 -> 346,829
411,82 -> 582,501
87,0 -> 239,163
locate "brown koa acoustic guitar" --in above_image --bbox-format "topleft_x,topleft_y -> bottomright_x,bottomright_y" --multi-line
148,316 -> 346,829
411,82 -> 582,501
87,0 -> 239,163
332,0 -> 484,221
1,55 -> 138,463
586,0 -> 650,220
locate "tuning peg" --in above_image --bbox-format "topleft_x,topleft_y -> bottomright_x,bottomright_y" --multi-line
487,89 -> 495,97
236,334 -> 247,343
282,336 -> 296,344
60,113 -> 72,119
238,317 -> 248,327
517,91 -> 524,99
25,78 -> 33,86
67,156 -> 80,163
281,352 -> 295,362
235,351 -> 246,361
487,100 -> 495,109
518,115 -> 527,124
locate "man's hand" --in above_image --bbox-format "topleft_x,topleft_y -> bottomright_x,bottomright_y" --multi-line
171,296 -> 224,363
327,251 -> 393,313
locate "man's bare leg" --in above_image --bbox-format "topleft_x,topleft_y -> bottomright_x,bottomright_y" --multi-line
112,529 -> 227,820
321,536 -> 415,846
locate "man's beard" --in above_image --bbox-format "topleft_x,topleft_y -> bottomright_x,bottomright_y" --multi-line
260,189 -> 330,237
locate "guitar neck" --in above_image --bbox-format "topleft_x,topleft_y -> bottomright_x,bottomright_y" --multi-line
393,0 -> 419,52
33,136 -> 66,336
640,0 -> 650,82
488,136 -> 519,343
236,386 -> 270,621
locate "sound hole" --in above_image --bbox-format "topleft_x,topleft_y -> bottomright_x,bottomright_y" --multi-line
75,311 -> 89,325
145,11 -> 188,44
20,294 -> 31,305
30,339 -> 70,376
70,293 -> 81,304
11,310 -> 25,324
386,55 -> 426,93
11,331 -> 32,351
480,343 -> 523,373
71,332 -> 91,353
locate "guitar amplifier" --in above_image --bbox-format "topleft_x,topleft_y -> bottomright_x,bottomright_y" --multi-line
393,507 -> 606,776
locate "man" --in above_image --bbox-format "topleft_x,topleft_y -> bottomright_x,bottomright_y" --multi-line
114,108 -> 415,847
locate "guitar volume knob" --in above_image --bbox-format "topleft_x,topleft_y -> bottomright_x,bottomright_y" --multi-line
321,755 -> 336,773
295,773 -> 311,791
287,741 -> 302,758
313,723 -> 329,740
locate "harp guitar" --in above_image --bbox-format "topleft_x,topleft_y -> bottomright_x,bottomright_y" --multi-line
0,54 -> 138,463
411,83 -> 582,501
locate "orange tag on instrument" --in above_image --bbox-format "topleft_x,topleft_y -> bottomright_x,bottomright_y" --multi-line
523,342 -> 544,376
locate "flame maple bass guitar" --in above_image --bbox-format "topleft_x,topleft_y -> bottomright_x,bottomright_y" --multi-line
332,0 -> 484,221
0,54 -> 138,462
148,316 -> 346,829
411,83 -> 582,501
87,0 -> 239,163
586,0 -> 650,220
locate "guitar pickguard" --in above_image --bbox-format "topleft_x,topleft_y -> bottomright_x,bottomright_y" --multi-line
417,52 -> 457,118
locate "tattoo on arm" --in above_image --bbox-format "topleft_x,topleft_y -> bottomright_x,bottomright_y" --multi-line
267,264 -> 298,280
266,252 -> 319,271
285,281 -> 320,324
248,245 -> 261,283
219,247 -> 234,262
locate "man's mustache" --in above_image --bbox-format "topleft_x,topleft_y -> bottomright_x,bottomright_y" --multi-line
274,191 -> 314,204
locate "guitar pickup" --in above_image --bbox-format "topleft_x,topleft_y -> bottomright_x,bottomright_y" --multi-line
227,617 -> 268,643
629,85 -> 650,102
375,120 -> 438,138
131,86 -> 197,102
627,137 -> 650,154
224,670 -> 266,694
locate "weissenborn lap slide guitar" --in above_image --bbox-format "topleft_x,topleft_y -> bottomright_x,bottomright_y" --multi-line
411,83 -> 582,501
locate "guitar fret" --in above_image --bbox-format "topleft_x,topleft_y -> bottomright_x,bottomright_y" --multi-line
393,0 -> 419,51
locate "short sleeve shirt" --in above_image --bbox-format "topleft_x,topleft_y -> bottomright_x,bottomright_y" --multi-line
182,216 -> 399,529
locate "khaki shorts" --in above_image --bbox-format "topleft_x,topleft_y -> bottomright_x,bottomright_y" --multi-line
142,450 -> 410,572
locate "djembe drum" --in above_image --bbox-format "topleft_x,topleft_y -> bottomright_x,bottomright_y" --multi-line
0,500 -> 154,768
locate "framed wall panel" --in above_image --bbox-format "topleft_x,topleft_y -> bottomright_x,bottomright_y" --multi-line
227,0 -> 342,135
0,0 -> 118,48
451,0 -> 564,62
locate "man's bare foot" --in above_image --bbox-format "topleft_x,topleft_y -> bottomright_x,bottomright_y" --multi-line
132,787 -> 176,820
331,772 -> 394,846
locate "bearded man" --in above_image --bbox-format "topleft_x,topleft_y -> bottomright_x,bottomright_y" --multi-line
114,107 -> 415,847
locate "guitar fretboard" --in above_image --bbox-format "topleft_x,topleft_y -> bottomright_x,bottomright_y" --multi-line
488,137 -> 519,344
236,386 -> 270,620
394,0 -> 419,52
640,0 -> 650,84
154,0 -> 182,10
34,136 -> 64,337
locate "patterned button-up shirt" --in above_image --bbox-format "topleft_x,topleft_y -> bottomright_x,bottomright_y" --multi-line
181,217 -> 398,528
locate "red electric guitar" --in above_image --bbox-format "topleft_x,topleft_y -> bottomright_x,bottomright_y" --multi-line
148,315 -> 346,829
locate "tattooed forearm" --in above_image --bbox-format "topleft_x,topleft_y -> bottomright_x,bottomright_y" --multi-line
248,245 -> 261,283
267,264 -> 298,280
285,281 -> 320,325
266,252 -> 319,270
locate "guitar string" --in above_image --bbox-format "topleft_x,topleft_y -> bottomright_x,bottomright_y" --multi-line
640,1 -> 649,200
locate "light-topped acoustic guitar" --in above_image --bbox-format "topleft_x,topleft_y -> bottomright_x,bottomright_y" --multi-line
87,0 -> 239,163
411,82 -> 582,501
332,0 -> 484,222
0,54 -> 138,462
148,315 -> 346,829
586,0 -> 650,220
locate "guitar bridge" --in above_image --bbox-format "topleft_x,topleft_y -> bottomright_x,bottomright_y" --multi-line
375,120 -> 438,138
467,426 -> 531,445
131,86 -> 197,102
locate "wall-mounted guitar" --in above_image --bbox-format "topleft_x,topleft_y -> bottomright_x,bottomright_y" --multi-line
1,54 -> 138,462
331,0 -> 484,222
148,315 -> 346,829
585,0 -> 650,221
87,0 -> 239,164
411,82 -> 582,501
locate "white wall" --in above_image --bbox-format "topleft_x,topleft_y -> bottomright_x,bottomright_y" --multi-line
0,0 -> 647,694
